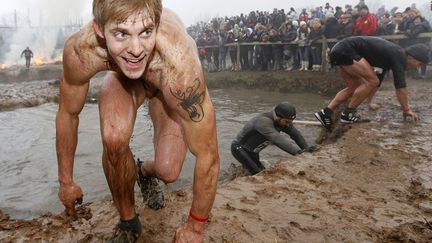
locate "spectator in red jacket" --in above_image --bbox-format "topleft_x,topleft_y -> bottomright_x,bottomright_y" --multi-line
354,5 -> 377,36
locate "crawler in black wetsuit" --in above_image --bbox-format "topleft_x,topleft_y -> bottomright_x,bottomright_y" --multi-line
231,102 -> 318,175
314,36 -> 429,130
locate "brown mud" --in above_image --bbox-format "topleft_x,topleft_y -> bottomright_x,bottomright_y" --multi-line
1,66 -> 432,242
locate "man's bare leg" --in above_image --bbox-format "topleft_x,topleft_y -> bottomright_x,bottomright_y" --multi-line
343,59 -> 379,109
99,72 -> 146,220
140,93 -> 187,183
366,86 -> 382,110
316,59 -> 379,127
327,67 -> 361,110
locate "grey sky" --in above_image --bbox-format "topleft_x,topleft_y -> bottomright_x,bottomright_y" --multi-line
0,0 -> 429,26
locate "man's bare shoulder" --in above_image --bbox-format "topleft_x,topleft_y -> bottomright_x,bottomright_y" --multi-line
153,8 -> 200,71
63,22 -> 109,85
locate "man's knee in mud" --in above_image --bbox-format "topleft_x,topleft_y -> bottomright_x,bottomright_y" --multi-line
154,159 -> 183,183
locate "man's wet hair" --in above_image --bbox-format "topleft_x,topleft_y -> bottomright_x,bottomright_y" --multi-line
93,0 -> 162,29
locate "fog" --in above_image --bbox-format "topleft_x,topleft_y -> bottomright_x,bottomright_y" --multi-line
164,0 -> 430,26
0,0 -> 430,66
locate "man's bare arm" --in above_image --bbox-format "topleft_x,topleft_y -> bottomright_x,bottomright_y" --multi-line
56,31 -> 98,216
56,71 -> 89,217
56,75 -> 89,184
166,75 -> 220,235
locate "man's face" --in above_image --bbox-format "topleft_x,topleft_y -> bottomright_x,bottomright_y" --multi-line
394,13 -> 403,21
382,16 -> 390,24
360,9 -> 368,17
100,11 -> 157,80
276,117 -> 293,127
408,11 -> 416,19
406,56 -> 422,70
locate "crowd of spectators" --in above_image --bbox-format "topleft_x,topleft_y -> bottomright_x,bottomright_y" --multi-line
188,1 -> 431,75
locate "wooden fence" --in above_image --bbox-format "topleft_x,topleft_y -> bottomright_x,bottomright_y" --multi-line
198,32 -> 432,72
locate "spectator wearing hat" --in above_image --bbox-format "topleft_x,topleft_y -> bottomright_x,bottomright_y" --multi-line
392,12 -> 404,34
281,21 -> 298,71
268,28 -> 283,70
308,18 -> 324,71
314,36 -> 429,130
226,30 -> 238,71
239,27 -> 253,71
297,21 -> 311,71
337,14 -> 355,39
377,13 -> 395,35
231,102 -> 319,175
323,17 -> 342,50
354,5 -> 378,36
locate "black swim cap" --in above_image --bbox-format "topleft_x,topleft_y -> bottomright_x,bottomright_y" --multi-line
274,102 -> 296,119
405,43 -> 430,64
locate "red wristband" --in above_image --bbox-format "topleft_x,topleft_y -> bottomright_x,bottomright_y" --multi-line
189,211 -> 208,222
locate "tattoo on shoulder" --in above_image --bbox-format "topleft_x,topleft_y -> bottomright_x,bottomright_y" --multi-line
169,78 -> 205,122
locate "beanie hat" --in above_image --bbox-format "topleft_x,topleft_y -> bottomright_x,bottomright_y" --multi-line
300,21 -> 307,26
274,102 -> 296,119
292,20 -> 299,27
405,43 -> 430,64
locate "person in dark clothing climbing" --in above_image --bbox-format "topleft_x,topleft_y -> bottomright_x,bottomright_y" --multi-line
231,102 -> 319,175
314,36 -> 429,130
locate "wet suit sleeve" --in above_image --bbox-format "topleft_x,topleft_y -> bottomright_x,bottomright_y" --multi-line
282,125 -> 309,150
390,51 -> 407,89
392,66 -> 406,89
255,118 -> 301,155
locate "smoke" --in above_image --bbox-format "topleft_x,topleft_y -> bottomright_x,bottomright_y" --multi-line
7,0 -> 92,26
0,0 -> 93,67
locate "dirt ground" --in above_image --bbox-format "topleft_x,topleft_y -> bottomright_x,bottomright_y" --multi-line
1,69 -> 432,242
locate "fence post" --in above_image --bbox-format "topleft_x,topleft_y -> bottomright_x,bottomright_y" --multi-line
235,41 -> 240,71
236,42 -> 241,70
321,36 -> 328,72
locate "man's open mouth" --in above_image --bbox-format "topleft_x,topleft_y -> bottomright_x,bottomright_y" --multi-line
122,56 -> 145,67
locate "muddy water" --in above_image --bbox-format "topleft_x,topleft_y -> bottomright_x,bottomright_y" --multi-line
0,89 -> 327,219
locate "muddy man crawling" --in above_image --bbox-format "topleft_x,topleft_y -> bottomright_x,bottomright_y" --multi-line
56,0 -> 220,242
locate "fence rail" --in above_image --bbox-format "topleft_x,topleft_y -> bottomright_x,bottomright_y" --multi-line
198,32 -> 432,72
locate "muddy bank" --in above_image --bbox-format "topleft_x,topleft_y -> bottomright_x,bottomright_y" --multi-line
0,64 -> 345,93
0,64 -> 344,111
1,79 -> 432,242
205,70 -> 345,94
0,65 -> 63,83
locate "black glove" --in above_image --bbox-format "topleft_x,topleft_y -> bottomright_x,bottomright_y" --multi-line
304,145 -> 320,153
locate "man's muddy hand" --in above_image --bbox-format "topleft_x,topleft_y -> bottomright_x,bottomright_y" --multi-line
58,182 -> 83,218
172,222 -> 204,243
403,109 -> 419,122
